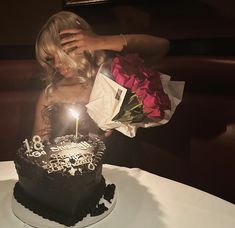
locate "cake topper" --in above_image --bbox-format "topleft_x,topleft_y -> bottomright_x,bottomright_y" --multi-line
23,135 -> 46,157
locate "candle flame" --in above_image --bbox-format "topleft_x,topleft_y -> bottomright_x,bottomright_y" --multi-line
69,108 -> 79,119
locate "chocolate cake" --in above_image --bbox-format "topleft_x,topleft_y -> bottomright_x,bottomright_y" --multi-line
13,134 -> 115,227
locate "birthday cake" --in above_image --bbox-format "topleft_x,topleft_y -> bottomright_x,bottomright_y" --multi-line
13,134 -> 116,227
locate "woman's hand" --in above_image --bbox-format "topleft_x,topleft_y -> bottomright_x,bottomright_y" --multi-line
104,130 -> 113,138
99,129 -> 113,141
60,28 -> 102,54
60,29 -> 127,54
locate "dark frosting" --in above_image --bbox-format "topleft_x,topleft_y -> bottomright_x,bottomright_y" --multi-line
14,134 -> 115,226
17,134 -> 105,176
14,178 -> 116,226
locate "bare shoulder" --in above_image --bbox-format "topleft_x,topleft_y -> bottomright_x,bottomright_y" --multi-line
48,80 -> 92,104
37,89 -> 50,107
35,85 -> 61,106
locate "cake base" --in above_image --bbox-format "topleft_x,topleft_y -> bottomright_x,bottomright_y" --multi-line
12,181 -> 117,228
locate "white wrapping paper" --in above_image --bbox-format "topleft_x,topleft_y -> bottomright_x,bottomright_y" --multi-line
86,69 -> 185,138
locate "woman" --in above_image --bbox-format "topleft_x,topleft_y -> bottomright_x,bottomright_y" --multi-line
33,11 -> 169,166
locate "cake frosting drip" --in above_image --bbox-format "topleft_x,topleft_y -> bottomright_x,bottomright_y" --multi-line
17,134 -> 105,176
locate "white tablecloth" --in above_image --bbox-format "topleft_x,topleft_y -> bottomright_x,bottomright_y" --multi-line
0,161 -> 235,228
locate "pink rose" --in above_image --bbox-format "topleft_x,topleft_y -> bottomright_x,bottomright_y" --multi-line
158,92 -> 171,110
143,93 -> 156,107
141,94 -> 162,118
133,80 -> 150,97
146,107 -> 161,118
111,53 -> 171,121
111,53 -> 145,82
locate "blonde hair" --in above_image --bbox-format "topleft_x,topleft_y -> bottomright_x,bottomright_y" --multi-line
35,11 -> 106,86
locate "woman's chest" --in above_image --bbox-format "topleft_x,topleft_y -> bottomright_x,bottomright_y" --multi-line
50,83 -> 92,104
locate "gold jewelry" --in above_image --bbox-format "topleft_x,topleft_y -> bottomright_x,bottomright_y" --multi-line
120,34 -> 127,47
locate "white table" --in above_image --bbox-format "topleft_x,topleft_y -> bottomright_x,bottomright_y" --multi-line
0,161 -> 235,228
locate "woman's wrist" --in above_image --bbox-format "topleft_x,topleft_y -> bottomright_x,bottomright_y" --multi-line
96,35 -> 127,52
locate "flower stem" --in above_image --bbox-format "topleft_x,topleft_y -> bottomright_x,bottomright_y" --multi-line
130,103 -> 142,111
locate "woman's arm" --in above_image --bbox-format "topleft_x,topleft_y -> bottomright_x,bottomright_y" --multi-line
100,34 -> 170,66
32,90 -> 51,140
60,29 -> 169,61
98,34 -> 169,59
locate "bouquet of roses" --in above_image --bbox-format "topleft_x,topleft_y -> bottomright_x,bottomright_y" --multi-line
86,53 -> 185,137
111,53 -> 171,123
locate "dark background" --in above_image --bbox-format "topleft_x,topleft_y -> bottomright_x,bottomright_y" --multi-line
0,0 -> 235,58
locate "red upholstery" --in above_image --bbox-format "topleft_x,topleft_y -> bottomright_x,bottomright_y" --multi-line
0,60 -> 42,160
157,56 -> 235,93
0,60 -> 43,90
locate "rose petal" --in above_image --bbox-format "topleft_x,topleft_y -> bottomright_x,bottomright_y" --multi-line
146,108 -> 161,118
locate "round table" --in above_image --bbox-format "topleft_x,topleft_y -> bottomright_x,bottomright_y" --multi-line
0,161 -> 235,228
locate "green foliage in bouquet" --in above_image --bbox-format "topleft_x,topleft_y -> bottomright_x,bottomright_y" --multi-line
112,90 -> 147,123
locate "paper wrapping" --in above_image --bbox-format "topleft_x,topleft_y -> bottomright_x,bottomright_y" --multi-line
86,71 -> 185,137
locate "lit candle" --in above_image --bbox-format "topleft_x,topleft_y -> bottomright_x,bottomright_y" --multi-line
69,108 -> 80,137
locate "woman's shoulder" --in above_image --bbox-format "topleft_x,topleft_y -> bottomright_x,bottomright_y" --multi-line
42,80 -> 91,105
43,84 -> 59,104
37,88 -> 50,106
38,84 -> 63,105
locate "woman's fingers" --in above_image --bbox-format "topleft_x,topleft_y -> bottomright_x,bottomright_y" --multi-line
60,33 -> 86,53
61,34 -> 79,45
62,40 -> 81,51
59,28 -> 99,53
99,130 -> 114,141
60,31 -> 83,44
104,130 -> 113,138
61,34 -> 83,48
68,45 -> 87,55
60,29 -> 86,53
59,28 -> 81,35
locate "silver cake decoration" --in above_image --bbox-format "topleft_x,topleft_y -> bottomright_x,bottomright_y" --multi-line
50,141 -> 92,152
19,134 -> 105,176
42,152 -> 96,175
23,136 -> 46,158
